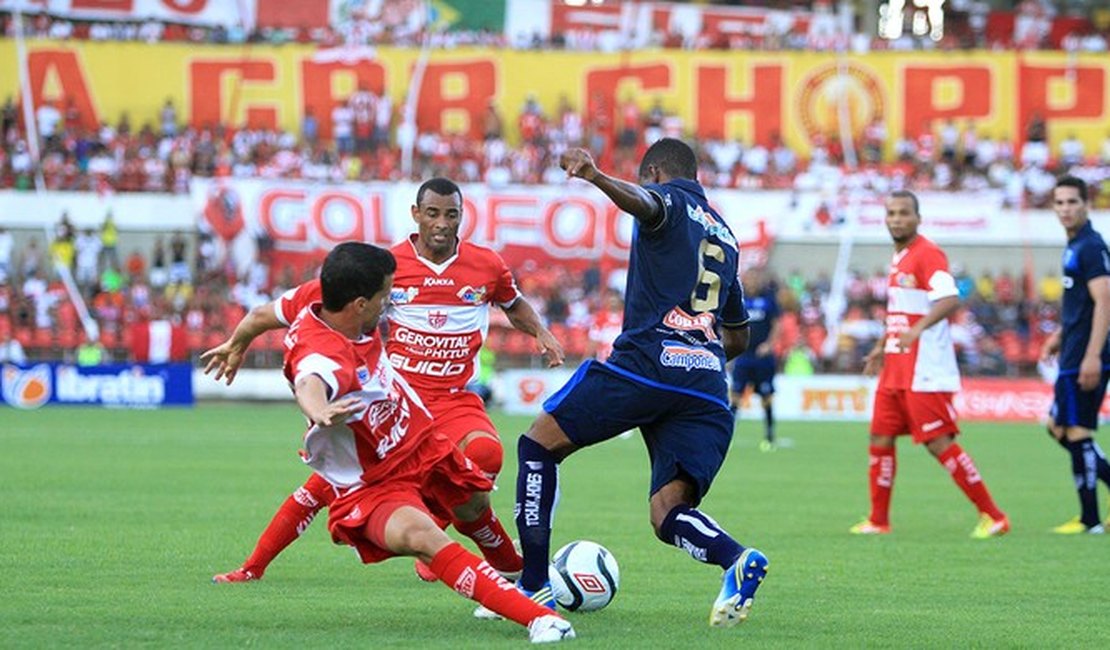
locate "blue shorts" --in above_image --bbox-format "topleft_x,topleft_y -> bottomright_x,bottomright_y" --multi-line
1052,371 -> 1109,430
729,356 -> 776,398
543,360 -> 733,502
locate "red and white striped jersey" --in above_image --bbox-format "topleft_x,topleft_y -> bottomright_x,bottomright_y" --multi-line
879,235 -> 961,392
282,303 -> 435,490
386,236 -> 521,393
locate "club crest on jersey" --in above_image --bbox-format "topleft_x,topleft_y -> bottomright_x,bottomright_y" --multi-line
686,204 -> 737,249
390,286 -> 419,305
894,273 -> 917,288
457,285 -> 487,304
659,340 -> 722,372
428,310 -> 448,329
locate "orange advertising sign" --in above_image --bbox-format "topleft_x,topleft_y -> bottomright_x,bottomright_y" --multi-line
1,41 -> 1106,157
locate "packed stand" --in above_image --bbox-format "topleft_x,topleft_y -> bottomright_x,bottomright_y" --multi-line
4,89 -> 1110,209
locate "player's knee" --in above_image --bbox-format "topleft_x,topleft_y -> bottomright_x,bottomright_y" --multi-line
451,490 -> 491,523
461,432 -> 503,478
299,473 -> 335,509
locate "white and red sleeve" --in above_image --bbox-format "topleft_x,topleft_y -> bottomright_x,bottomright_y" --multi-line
275,279 -> 323,326
488,251 -> 521,308
919,247 -> 958,302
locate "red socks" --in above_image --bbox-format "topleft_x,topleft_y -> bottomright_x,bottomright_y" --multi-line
242,473 -> 333,576
868,445 -> 896,526
429,542 -> 552,627
937,443 -> 1005,520
452,507 -> 523,575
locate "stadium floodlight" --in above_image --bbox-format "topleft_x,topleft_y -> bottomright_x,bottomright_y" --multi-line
879,0 -> 946,42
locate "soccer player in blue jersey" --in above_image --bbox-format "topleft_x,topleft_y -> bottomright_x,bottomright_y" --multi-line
1040,176 -> 1110,534
728,267 -> 782,451
513,139 -> 768,628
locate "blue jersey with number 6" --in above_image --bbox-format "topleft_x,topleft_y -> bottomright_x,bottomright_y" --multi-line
606,178 -> 748,405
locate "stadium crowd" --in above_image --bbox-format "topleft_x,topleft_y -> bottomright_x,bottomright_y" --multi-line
3,86 -> 1110,208
0,211 -> 1064,381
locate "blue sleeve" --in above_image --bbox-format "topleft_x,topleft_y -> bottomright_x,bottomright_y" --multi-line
1079,241 -> 1110,283
721,276 -> 748,328
640,183 -> 680,237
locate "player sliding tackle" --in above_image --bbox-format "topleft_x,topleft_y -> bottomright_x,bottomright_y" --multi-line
514,139 -> 770,628
204,178 -> 561,588
233,242 -> 573,643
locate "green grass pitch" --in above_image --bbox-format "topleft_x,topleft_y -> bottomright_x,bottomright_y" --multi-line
2,404 -> 1107,648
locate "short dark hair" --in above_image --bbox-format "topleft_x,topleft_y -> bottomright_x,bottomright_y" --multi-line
416,177 -> 462,206
639,137 -> 698,180
1055,175 -> 1088,203
889,190 -> 920,215
320,242 -> 396,311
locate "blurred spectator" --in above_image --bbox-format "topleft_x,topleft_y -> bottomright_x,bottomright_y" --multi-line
100,211 -> 119,269
0,226 -> 12,283
0,329 -> 27,364
76,336 -> 107,366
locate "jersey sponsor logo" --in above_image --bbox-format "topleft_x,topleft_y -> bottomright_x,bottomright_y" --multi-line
390,286 -> 419,305
1062,276 -> 1074,289
686,204 -> 737,248
894,272 -> 917,288
356,365 -> 371,385
659,340 -> 723,372
662,307 -> 718,341
423,276 -> 455,287
428,310 -> 448,329
1,363 -> 52,409
457,285 -> 488,304
392,328 -> 471,351
388,353 -> 468,377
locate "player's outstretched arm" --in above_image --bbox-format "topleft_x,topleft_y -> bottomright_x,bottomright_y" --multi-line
559,148 -> 663,229
200,300 -> 283,385
503,298 -> 565,367
294,374 -> 362,427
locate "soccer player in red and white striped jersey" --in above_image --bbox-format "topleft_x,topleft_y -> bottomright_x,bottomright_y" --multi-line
850,191 -> 1009,539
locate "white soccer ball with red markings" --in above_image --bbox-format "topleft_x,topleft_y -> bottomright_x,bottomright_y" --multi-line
548,540 -> 619,612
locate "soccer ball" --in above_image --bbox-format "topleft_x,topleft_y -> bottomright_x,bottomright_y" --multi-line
548,540 -> 620,612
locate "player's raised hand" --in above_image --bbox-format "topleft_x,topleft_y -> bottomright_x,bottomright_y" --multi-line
200,339 -> 248,385
536,328 -> 565,368
314,396 -> 364,427
560,148 -> 599,182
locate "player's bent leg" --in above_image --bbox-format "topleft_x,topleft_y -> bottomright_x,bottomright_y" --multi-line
515,413 -> 577,602
648,479 -> 769,628
384,508 -> 572,640
458,430 -> 503,479
213,473 -> 332,583
450,491 -> 523,581
925,435 -> 1009,537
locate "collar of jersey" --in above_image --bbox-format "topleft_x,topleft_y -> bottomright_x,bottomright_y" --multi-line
408,234 -> 459,275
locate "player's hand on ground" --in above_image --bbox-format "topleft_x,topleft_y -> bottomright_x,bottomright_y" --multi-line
200,340 -> 247,385
1078,355 -> 1102,391
312,396 -> 364,427
537,329 -> 565,368
863,348 -> 883,376
560,148 -> 599,182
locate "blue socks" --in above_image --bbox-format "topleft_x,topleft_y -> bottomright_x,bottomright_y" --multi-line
515,436 -> 560,591
658,504 -> 744,570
